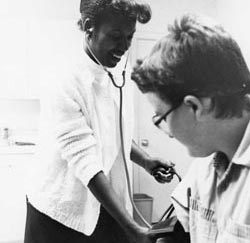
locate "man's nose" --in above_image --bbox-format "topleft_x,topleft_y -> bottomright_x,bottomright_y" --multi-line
164,130 -> 174,138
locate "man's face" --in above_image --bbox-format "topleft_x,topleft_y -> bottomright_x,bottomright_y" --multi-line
87,13 -> 136,68
146,92 -> 216,158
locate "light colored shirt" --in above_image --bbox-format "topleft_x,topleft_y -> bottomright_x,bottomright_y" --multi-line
28,51 -> 135,235
172,119 -> 250,243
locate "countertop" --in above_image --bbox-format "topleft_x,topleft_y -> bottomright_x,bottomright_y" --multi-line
0,145 -> 36,155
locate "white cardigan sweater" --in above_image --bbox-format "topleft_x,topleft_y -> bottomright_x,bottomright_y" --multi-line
28,52 -> 135,235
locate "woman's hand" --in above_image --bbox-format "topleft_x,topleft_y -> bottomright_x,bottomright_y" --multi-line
130,141 -> 176,183
130,226 -> 156,243
144,157 -> 175,183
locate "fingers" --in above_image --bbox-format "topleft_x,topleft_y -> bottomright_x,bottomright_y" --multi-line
148,159 -> 176,183
168,161 -> 175,167
154,174 -> 173,183
153,170 -> 174,183
160,160 -> 175,168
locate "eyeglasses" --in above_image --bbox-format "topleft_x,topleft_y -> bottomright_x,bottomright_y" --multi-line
152,103 -> 182,133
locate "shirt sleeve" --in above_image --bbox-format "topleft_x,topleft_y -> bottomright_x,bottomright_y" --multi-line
49,77 -> 103,187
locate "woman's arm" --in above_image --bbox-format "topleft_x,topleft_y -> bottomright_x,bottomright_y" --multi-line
88,171 -> 154,243
131,140 -> 175,183
130,140 -> 151,168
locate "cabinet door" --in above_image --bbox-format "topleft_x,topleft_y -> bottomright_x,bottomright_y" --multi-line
131,33 -> 193,223
0,155 -> 34,242
0,19 -> 29,98
27,20 -> 82,98
0,19 -> 82,99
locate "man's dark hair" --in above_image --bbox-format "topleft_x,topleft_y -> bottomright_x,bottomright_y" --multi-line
132,14 -> 250,118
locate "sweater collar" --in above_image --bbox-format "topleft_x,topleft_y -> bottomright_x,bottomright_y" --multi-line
82,50 -> 121,85
82,50 -> 106,79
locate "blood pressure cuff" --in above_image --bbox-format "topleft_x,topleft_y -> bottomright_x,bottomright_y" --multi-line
150,216 -> 190,243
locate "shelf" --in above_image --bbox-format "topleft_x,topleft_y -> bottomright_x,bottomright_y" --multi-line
0,145 -> 36,155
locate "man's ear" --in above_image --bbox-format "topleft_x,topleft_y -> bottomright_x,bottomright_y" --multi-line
183,95 -> 205,121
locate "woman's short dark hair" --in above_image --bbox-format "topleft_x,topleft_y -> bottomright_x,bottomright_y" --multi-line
77,0 -> 151,31
131,13 -> 250,118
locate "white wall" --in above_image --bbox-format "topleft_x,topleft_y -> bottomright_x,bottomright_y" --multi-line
217,0 -> 250,69
137,0 -> 217,34
0,0 -> 80,20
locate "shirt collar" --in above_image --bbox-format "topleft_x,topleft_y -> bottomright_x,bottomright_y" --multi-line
213,152 -> 230,178
232,118 -> 250,167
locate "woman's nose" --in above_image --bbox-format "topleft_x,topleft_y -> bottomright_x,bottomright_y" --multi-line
119,36 -> 131,51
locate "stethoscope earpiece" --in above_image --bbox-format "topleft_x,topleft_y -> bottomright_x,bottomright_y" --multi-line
87,28 -> 93,37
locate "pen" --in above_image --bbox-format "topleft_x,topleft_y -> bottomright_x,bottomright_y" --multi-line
187,187 -> 191,209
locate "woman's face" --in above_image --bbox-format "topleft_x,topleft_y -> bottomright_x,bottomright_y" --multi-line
86,13 -> 136,67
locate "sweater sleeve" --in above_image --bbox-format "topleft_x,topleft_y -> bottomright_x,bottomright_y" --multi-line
50,76 -> 103,187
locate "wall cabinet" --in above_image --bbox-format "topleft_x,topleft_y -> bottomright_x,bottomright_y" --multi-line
0,19 -> 82,99
0,20 -> 29,99
0,0 -> 81,100
27,20 -> 82,99
0,151 -> 34,242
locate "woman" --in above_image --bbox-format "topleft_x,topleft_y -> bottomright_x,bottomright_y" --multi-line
24,1 -> 174,243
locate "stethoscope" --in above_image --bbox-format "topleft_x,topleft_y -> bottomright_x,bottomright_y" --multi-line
85,32 -> 153,228
85,32 -> 182,230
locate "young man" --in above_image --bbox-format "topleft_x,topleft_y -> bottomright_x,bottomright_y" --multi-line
132,13 -> 250,243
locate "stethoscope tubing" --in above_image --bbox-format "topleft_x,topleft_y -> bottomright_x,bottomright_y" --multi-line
85,36 -> 151,227
85,36 -> 181,228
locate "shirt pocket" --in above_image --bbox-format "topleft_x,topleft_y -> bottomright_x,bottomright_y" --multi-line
220,218 -> 250,243
190,213 -> 218,243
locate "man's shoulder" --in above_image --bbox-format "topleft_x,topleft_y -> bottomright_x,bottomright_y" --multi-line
192,155 -> 215,169
174,155 -> 216,190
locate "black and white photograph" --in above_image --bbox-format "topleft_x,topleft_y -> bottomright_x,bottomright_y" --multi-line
1,0 -> 250,242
